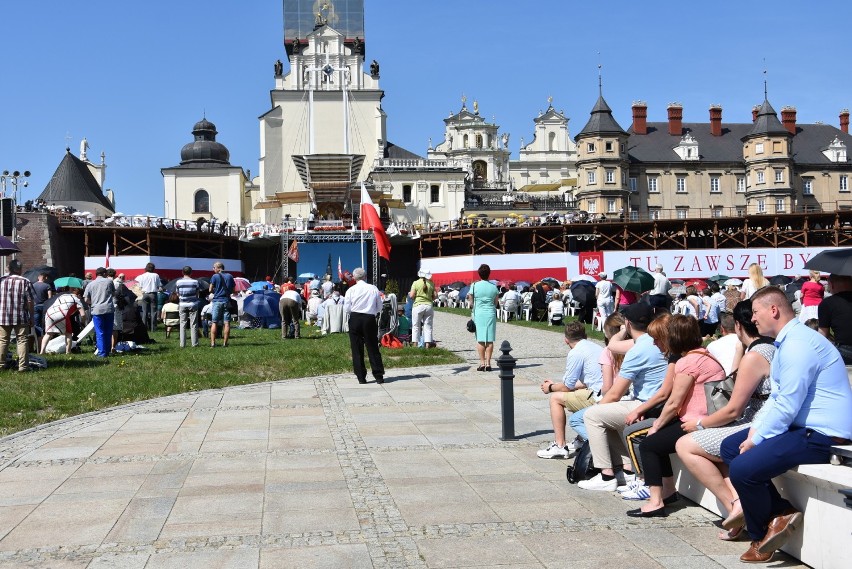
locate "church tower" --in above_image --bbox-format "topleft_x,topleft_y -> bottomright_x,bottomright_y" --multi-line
257,0 -> 384,223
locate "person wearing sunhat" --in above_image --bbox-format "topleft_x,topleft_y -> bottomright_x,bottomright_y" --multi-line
409,269 -> 437,348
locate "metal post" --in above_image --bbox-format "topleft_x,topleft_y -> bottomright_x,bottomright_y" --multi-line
496,340 -> 517,441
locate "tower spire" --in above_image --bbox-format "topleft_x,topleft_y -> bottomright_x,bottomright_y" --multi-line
763,59 -> 768,100
597,53 -> 603,96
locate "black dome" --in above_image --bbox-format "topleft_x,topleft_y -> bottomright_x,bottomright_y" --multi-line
180,118 -> 231,165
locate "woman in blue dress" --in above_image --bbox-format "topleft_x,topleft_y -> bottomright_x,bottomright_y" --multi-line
467,264 -> 499,371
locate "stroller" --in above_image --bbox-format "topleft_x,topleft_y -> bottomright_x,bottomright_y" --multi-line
377,293 -> 399,338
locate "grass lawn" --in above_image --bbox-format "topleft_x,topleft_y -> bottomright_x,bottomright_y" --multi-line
0,327 -> 462,437
437,307 -> 607,342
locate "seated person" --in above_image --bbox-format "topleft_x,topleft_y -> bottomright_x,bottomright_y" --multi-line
578,303 -> 668,491
538,321 -> 604,459
305,289 -> 323,325
501,285 -> 522,319
396,308 -> 411,344
548,292 -> 565,324
160,292 -> 180,339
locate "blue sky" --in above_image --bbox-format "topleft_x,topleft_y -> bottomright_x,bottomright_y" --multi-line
2,1 -> 851,217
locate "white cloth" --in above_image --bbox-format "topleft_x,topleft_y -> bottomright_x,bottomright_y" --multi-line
706,333 -> 740,376
136,272 -> 161,294
321,302 -> 348,334
344,281 -> 382,315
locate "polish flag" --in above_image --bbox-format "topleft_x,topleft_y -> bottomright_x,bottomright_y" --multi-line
360,183 -> 391,260
337,256 -> 343,281
105,242 -> 110,268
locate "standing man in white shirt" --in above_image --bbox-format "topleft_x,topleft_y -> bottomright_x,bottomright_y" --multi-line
344,268 -> 385,384
648,264 -> 671,310
136,262 -> 162,332
595,272 -> 613,320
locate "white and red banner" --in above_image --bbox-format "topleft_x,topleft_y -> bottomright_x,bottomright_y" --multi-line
84,255 -> 244,280
421,246 -> 840,286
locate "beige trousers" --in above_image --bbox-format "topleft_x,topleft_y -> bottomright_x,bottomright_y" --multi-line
582,400 -> 643,470
0,324 -> 29,371
561,388 -> 596,412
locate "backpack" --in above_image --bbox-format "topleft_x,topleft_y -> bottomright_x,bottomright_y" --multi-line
380,333 -> 403,349
565,440 -> 599,484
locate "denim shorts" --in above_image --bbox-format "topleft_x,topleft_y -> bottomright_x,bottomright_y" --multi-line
210,301 -> 230,324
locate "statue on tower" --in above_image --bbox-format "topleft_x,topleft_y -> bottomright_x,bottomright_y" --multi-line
352,36 -> 363,56
80,137 -> 89,161
274,59 -> 283,76
370,59 -> 380,78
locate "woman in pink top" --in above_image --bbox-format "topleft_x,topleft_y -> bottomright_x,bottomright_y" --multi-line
613,285 -> 638,309
625,315 -> 724,518
798,270 -> 824,323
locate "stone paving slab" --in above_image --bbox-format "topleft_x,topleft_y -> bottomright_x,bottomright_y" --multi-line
0,312 -> 808,568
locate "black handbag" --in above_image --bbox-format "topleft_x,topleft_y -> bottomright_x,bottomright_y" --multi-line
467,283 -> 476,333
566,440 -> 599,483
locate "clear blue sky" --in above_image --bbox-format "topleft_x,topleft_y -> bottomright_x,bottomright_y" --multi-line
2,1 -> 850,217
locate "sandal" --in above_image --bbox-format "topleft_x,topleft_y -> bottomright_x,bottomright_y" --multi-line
722,498 -> 744,530
718,526 -> 745,541
476,365 -> 486,372
485,366 -> 493,372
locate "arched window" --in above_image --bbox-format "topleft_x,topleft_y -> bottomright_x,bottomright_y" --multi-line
475,134 -> 483,149
548,132 -> 556,151
195,189 -> 210,213
463,134 -> 469,148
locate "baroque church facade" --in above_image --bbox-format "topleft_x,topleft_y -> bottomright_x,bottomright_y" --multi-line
159,0 -> 852,234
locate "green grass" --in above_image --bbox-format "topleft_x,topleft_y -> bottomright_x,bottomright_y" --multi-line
0,327 -> 462,437
437,307 -> 607,342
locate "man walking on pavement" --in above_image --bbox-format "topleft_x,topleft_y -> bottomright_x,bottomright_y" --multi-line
0,260 -> 35,371
344,267 -> 385,384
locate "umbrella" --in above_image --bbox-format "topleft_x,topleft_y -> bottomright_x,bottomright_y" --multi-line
804,248 -> 852,275
785,280 -> 804,304
233,277 -> 251,292
723,278 -> 743,287
706,274 -> 731,284
250,280 -> 272,291
163,277 -> 210,293
669,284 -> 686,297
669,278 -> 685,285
570,280 -> 596,306
0,235 -> 20,256
685,279 -> 709,290
514,280 -> 532,289
23,265 -> 58,283
242,290 -> 281,318
458,285 -> 471,299
612,266 -> 655,293
446,281 -> 466,290
769,275 -> 793,286
496,279 -> 514,289
573,274 -> 598,283
54,276 -> 84,289
540,277 -> 561,286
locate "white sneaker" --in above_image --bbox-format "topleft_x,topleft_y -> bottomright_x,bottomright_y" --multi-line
577,473 -> 618,491
537,442 -> 571,459
617,478 -> 643,493
621,484 -> 651,500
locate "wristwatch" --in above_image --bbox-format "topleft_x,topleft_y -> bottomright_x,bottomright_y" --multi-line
696,419 -> 705,430
548,383 -> 554,393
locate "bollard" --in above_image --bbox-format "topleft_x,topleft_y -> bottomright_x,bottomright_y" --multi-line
496,340 -> 517,440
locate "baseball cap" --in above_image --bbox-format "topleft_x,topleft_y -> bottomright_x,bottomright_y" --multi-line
622,302 -> 654,327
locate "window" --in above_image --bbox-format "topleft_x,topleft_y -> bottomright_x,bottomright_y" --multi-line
755,142 -> 764,154
586,143 -> 595,153
475,134 -> 483,149
194,189 -> 209,213
649,208 -> 661,220
710,176 -> 720,193
803,178 -> 813,195
605,169 -> 615,183
620,144 -> 626,153
775,169 -> 783,183
605,141 -> 613,152
430,184 -> 440,203
587,170 -> 596,184
587,200 -> 596,214
712,207 -> 723,218
841,175 -> 849,192
629,177 -> 637,192
402,184 -> 412,203
757,199 -> 766,213
736,207 -> 745,217
676,207 -> 688,219
676,176 -> 687,193
757,170 -> 765,184
648,176 -> 659,193
630,209 -> 639,221
622,171 -> 627,184
775,198 -> 785,213
607,198 -> 616,213
737,176 -> 746,192
463,134 -> 469,148
773,141 -> 782,154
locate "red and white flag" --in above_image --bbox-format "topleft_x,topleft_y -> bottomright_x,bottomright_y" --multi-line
105,242 -> 110,268
337,256 -> 343,281
287,239 -> 299,262
360,183 -> 391,261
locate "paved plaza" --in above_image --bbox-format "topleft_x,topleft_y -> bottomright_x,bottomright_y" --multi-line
0,313 -> 806,568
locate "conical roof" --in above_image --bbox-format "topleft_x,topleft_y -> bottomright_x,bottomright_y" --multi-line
744,99 -> 790,140
576,95 -> 627,139
37,149 -> 114,215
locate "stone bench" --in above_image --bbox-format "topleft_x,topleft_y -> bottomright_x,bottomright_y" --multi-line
673,445 -> 852,569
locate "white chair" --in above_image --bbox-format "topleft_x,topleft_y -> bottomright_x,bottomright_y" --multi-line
567,300 -> 580,317
592,309 -> 604,331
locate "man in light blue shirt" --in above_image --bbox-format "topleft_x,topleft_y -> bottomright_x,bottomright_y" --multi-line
721,286 -> 852,563
538,322 -> 603,459
579,303 -> 668,491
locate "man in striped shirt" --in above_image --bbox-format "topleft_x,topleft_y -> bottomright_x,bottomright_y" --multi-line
175,266 -> 200,347
0,260 -> 36,372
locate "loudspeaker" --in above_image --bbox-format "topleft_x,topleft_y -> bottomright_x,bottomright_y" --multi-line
0,198 -> 14,237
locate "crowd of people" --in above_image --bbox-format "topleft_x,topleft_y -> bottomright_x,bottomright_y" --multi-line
535,275 -> 852,563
